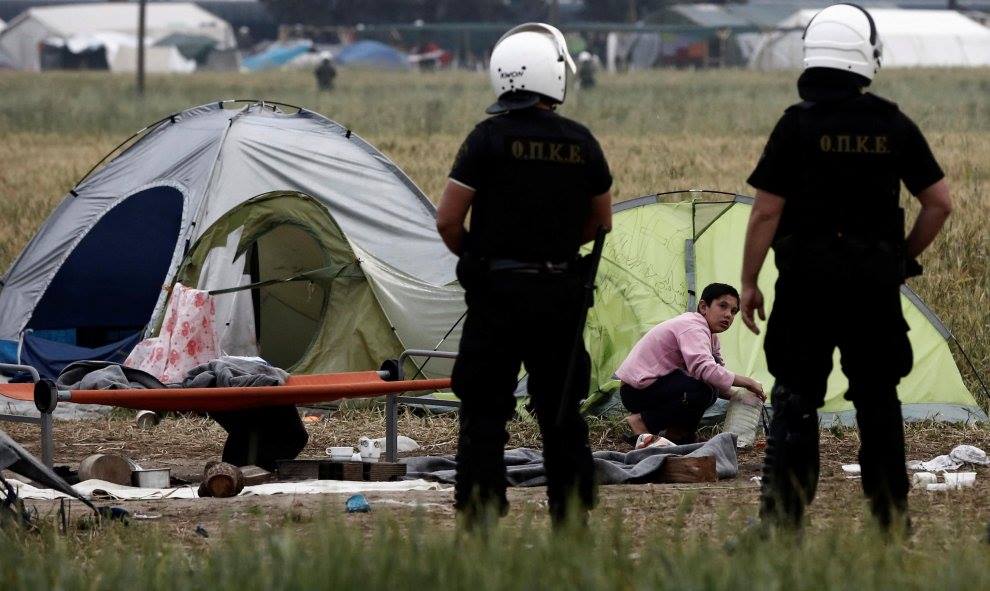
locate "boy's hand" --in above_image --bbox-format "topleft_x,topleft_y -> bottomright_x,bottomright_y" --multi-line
741,284 -> 765,335
744,378 -> 766,401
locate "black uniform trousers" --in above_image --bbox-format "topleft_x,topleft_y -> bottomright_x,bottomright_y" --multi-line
760,276 -> 912,528
451,268 -> 597,525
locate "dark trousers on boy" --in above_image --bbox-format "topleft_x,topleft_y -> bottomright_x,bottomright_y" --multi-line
620,370 -> 718,444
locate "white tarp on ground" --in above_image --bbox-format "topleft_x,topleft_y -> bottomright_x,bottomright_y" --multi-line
750,9 -> 990,70
0,2 -> 234,71
1,478 -> 448,501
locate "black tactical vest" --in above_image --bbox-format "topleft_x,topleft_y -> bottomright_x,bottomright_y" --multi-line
775,93 -> 908,284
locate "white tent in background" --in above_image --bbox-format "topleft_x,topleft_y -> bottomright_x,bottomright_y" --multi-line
750,9 -> 990,70
0,2 -> 235,71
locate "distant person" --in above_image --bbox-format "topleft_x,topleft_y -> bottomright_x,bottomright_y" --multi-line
577,51 -> 596,89
436,23 -> 613,529
314,53 -> 336,92
615,283 -> 764,446
741,4 -> 953,532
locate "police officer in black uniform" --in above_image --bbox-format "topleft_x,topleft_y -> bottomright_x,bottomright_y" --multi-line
740,4 -> 953,531
436,23 -> 613,527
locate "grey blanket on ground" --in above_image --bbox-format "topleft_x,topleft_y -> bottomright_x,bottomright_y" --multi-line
181,356 -> 288,388
403,432 -> 739,486
56,361 -> 166,390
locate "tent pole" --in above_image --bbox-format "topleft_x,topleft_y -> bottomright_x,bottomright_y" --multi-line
137,0 -> 146,96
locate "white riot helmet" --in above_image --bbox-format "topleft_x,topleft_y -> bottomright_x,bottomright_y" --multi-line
803,3 -> 882,81
486,23 -> 576,114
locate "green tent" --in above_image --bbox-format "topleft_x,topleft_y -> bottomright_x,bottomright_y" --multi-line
583,191 -> 987,425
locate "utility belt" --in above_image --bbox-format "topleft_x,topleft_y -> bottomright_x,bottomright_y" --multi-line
773,231 -> 920,286
456,252 -> 583,291
488,258 -> 574,274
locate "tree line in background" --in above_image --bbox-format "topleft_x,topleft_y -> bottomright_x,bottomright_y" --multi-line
259,0 -> 670,26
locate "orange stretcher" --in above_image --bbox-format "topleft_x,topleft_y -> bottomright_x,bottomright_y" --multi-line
0,372 -> 450,413
0,349 -> 458,466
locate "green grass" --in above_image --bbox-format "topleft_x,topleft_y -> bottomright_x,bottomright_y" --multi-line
2,509 -> 989,591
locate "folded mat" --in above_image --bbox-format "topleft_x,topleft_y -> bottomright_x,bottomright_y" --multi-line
403,432 -> 739,486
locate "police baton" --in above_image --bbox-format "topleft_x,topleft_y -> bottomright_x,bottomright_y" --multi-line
555,225 -> 607,427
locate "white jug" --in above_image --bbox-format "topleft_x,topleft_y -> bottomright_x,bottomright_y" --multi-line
723,388 -> 763,448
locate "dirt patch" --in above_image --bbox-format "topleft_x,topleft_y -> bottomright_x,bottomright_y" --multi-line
5,413 -> 990,545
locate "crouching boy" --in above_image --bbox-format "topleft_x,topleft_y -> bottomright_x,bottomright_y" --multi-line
615,283 -> 764,445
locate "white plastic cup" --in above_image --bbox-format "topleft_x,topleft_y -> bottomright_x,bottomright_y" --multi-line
327,446 -> 355,461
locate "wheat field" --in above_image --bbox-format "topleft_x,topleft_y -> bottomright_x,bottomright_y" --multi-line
1,68 -> 989,588
1,68 -> 987,400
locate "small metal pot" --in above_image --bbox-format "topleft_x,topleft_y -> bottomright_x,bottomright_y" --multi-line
131,468 -> 171,489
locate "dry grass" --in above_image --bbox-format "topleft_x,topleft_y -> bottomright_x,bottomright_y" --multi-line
1,69 -> 987,397
5,412 -> 990,547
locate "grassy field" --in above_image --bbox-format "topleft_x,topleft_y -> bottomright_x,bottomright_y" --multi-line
1,69 -> 989,588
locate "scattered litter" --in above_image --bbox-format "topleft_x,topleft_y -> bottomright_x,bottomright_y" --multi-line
195,524 -> 209,538
131,513 -> 162,520
346,494 -> 370,513
749,476 -> 762,484
950,445 -> 990,466
907,455 -> 962,472
327,446 -> 355,461
349,435 -> 420,455
96,506 -> 130,523
923,471 -> 977,492
912,472 -> 937,487
841,464 -> 861,475
359,437 -> 383,462
909,444 -> 989,472
134,410 -> 160,429
944,472 -> 977,488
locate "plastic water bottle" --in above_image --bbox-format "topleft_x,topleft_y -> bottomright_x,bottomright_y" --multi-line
723,388 -> 763,448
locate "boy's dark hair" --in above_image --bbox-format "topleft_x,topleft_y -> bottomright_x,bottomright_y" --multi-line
698,283 -> 740,309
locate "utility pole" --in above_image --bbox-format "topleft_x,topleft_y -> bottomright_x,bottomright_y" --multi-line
137,0 -> 146,96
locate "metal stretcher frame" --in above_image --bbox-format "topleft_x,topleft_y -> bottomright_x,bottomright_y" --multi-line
0,363 -> 53,468
0,350 -> 456,468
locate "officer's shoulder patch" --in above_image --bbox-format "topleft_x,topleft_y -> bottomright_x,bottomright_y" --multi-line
864,93 -> 900,112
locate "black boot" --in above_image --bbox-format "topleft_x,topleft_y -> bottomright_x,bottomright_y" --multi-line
853,392 -> 910,534
759,383 -> 821,530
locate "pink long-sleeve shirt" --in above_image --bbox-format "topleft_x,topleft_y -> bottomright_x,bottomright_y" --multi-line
615,312 -> 735,394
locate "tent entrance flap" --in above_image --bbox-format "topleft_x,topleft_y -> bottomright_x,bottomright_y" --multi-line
27,186 -> 184,348
177,191 -> 405,376
252,224 -> 328,371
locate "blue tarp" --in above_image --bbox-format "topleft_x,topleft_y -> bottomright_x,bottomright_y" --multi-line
19,332 -> 143,380
336,40 -> 410,70
242,40 -> 313,71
